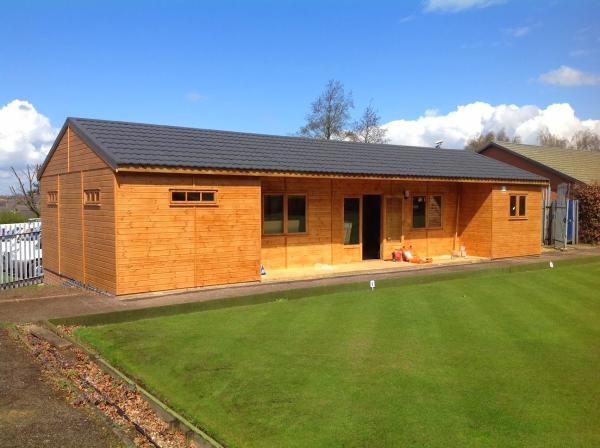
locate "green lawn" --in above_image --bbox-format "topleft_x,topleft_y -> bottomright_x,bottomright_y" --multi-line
75,259 -> 600,448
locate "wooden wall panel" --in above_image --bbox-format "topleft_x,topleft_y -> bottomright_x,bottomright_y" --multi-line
115,173 -> 196,294
83,168 -> 116,292
491,185 -> 542,258
40,127 -> 117,293
115,173 -> 261,295
58,172 -> 84,281
261,178 -> 333,269
69,130 -> 108,171
194,176 -> 261,287
458,183 -> 493,258
39,175 -> 59,273
399,181 -> 459,259
43,134 -> 68,176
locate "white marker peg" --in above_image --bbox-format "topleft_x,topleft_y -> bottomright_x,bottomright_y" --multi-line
370,280 -> 376,291
549,261 -> 554,268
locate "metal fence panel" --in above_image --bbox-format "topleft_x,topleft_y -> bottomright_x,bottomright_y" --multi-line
0,221 -> 43,289
552,183 -> 568,249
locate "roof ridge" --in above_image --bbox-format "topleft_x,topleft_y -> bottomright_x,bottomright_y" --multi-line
494,140 -> 578,152
68,116 -> 463,152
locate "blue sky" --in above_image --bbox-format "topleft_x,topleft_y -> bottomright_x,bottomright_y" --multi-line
2,0 -> 599,134
1,0 -> 600,193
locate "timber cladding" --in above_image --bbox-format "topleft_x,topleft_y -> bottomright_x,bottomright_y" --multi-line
262,177 -> 463,267
261,177 -> 542,269
490,185 -> 542,258
39,123 -> 544,296
115,173 -> 261,295
40,127 -> 117,294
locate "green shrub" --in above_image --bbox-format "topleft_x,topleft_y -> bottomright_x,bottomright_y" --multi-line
0,210 -> 27,224
575,183 -> 600,243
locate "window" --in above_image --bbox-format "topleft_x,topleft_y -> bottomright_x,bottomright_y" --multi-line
84,189 -> 100,205
412,195 -> 443,229
172,191 -> 186,202
263,194 -> 284,234
187,192 -> 201,201
344,198 -> 360,245
510,194 -> 527,218
170,190 -> 217,206
262,194 -> 307,235
287,195 -> 306,233
47,191 -> 58,205
412,196 -> 426,228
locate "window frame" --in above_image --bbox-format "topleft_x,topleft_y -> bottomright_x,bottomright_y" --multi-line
411,194 -> 443,230
343,196 -> 362,246
83,189 -> 101,207
509,194 -> 527,219
261,192 -> 308,236
47,190 -> 58,206
169,189 -> 218,207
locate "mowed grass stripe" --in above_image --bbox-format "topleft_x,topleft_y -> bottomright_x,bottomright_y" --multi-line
76,259 -> 600,448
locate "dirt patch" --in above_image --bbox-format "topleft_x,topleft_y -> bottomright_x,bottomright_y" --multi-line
0,327 -> 124,448
20,325 -> 196,448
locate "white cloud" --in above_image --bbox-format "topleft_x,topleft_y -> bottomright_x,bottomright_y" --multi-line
0,100 -> 57,193
185,91 -> 204,103
539,65 -> 600,86
398,15 -> 415,24
423,0 -> 505,13
504,26 -> 531,38
383,101 -> 600,148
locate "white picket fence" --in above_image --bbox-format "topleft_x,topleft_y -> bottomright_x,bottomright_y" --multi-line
0,220 -> 43,289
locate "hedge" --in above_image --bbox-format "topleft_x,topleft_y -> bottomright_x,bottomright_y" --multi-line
575,183 -> 600,244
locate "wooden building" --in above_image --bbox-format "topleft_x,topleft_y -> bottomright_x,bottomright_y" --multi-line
39,118 -> 548,295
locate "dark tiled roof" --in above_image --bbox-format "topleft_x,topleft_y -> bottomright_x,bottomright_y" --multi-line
52,117 -> 546,182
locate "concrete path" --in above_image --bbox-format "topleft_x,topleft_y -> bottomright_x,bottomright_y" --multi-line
0,328 -> 124,448
1,247 -> 598,324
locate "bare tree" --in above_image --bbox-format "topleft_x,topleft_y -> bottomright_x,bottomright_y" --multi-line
464,129 -> 520,151
10,164 -> 40,217
349,103 -> 389,144
299,79 -> 354,140
464,131 -> 496,151
570,129 -> 600,151
496,128 -> 509,142
538,129 -> 568,148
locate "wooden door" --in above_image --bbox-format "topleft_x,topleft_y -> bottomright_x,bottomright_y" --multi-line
384,196 -> 403,243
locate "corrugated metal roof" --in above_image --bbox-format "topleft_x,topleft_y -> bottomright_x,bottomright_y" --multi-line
43,117 -> 547,182
482,142 -> 600,184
